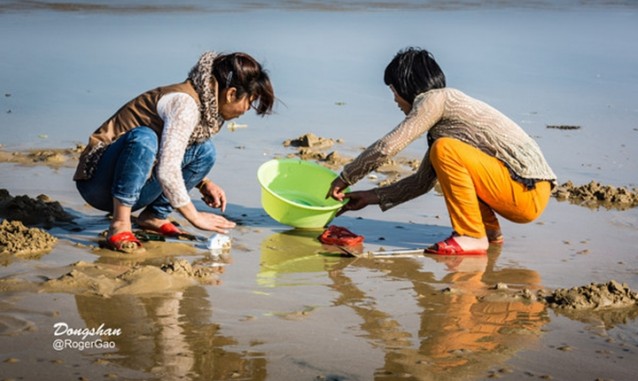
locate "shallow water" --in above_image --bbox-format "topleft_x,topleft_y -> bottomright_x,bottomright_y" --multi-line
2,1 -> 638,185
1,2 -> 638,381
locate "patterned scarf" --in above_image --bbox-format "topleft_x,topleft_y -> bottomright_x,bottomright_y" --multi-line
187,51 -> 225,144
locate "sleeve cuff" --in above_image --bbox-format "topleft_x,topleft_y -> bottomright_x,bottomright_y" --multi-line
374,188 -> 396,211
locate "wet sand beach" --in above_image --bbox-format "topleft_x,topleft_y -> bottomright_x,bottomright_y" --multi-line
1,1 -> 638,380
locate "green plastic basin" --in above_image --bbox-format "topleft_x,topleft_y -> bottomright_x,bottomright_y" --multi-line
257,159 -> 345,229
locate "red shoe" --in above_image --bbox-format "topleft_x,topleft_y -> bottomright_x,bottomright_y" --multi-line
319,225 -> 364,247
106,231 -> 144,253
156,222 -> 183,237
424,236 -> 487,256
138,222 -> 183,237
140,222 -> 200,241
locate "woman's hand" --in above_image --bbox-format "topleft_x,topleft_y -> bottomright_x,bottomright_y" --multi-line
199,179 -> 227,212
337,190 -> 379,216
178,202 -> 236,234
326,176 -> 349,201
191,211 -> 236,234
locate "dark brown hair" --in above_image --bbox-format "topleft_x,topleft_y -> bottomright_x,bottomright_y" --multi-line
213,52 -> 275,116
384,47 -> 446,104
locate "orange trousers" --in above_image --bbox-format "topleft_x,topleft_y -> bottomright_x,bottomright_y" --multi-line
429,137 -> 551,238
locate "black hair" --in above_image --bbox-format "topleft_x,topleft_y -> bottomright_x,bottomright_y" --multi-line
383,47 -> 446,104
213,52 -> 275,116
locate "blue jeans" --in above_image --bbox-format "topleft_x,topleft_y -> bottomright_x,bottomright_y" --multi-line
76,127 -> 216,219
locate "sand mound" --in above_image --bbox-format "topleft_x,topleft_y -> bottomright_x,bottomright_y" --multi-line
536,281 -> 638,328
283,132 -> 336,150
283,133 -> 350,169
0,189 -> 74,227
0,220 -> 57,257
541,280 -> 638,310
553,180 -> 638,209
281,133 -> 422,182
0,145 -> 82,167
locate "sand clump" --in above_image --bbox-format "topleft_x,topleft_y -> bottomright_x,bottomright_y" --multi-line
536,280 -> 638,328
294,149 -> 351,169
490,281 -> 638,328
282,133 -> 421,183
546,124 -> 581,130
283,132 -> 351,169
553,180 -> 638,209
0,219 -> 57,257
160,259 -> 222,283
0,189 -> 75,227
0,145 -> 83,167
283,132 -> 337,150
540,280 -> 638,310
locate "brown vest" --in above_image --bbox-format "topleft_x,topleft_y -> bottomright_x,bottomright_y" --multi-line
74,81 -> 201,180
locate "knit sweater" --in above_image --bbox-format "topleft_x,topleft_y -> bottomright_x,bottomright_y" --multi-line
340,88 -> 557,211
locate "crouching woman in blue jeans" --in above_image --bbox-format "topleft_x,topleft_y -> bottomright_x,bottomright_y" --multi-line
74,51 -> 275,253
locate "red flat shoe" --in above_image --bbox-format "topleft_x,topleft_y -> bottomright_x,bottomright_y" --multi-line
139,222 -> 199,241
424,236 -> 487,256
107,231 -> 144,253
156,222 -> 183,237
138,221 -> 183,237
319,225 -> 364,247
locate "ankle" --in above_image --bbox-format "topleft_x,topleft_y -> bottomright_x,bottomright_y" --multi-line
486,229 -> 502,241
109,219 -> 132,236
451,234 -> 488,251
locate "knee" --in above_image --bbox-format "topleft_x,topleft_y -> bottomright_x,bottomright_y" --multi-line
126,127 -> 159,153
515,188 -> 551,224
510,212 -> 536,224
509,208 -> 546,224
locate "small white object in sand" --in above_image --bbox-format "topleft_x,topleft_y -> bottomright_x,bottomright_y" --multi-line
207,233 -> 231,251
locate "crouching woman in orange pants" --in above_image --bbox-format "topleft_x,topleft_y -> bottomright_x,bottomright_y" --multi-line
327,47 -> 556,255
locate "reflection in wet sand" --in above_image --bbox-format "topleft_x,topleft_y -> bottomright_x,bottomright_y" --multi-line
260,229 -> 548,379
258,228 -> 350,287
75,286 -> 267,380
1,227 -> 550,380
331,248 -> 548,379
